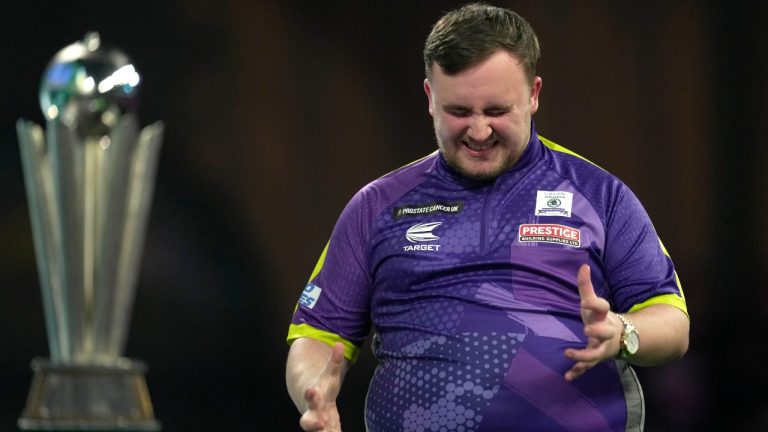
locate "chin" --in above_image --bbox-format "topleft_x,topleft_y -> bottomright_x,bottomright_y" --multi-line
464,170 -> 502,182
455,162 -> 506,182
440,145 -> 510,181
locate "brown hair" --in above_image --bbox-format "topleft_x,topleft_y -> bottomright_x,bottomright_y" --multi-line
423,3 -> 541,85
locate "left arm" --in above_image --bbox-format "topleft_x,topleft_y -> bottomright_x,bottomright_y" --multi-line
564,264 -> 690,381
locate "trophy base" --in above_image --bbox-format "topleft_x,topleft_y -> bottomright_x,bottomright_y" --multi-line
18,358 -> 161,431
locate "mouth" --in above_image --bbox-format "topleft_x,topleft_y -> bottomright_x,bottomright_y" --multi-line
463,139 -> 497,156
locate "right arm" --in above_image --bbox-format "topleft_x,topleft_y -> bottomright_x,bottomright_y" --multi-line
286,338 -> 350,432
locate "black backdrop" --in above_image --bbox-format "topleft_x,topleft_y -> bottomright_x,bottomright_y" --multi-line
1,1 -> 767,431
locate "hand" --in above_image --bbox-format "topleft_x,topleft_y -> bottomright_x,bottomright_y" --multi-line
563,264 -> 622,381
299,342 -> 345,431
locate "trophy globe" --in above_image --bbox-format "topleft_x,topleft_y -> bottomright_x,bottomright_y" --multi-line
40,31 -> 141,139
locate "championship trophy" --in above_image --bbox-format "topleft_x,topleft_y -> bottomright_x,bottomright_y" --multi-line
16,32 -> 162,431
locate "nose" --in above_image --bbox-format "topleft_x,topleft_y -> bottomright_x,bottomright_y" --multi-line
467,115 -> 493,142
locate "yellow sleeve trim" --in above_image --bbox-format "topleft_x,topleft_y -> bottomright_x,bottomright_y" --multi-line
308,242 -> 330,282
291,242 -> 332,316
658,239 -> 687,304
628,293 -> 689,318
539,135 -> 603,169
286,323 -> 361,363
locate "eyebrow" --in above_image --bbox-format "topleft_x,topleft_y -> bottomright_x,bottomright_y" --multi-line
442,103 -> 512,112
442,104 -> 469,111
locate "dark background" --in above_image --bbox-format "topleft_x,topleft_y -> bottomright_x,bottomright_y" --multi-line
1,1 -> 766,431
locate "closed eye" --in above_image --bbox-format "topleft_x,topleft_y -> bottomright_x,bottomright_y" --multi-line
484,107 -> 511,117
444,107 -> 471,117
442,104 -> 511,118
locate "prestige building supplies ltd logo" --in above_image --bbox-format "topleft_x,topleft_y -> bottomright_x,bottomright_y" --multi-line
518,223 -> 581,247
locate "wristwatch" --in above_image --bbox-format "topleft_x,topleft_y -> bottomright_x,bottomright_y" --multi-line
615,313 -> 640,359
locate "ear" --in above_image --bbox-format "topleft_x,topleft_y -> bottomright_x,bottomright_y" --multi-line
424,78 -> 434,116
530,76 -> 542,114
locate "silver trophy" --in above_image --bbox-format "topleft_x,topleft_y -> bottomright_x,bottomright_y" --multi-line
16,32 -> 162,431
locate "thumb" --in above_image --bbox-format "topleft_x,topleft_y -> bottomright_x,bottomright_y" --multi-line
577,264 -> 596,301
328,342 -> 345,374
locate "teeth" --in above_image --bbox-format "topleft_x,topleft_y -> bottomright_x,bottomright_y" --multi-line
466,142 -> 492,151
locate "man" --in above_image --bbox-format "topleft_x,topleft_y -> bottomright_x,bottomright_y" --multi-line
286,3 -> 690,431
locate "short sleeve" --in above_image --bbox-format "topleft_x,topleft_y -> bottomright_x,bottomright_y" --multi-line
603,186 -> 686,314
288,187 -> 376,354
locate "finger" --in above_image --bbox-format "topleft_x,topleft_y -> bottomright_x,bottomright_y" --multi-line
304,386 -> 324,410
304,386 -> 315,401
565,345 -> 605,363
299,413 -> 324,432
315,342 -> 345,387
577,264 -> 596,301
582,311 -> 613,337
328,342 -> 345,372
583,297 -> 611,324
564,361 -> 589,382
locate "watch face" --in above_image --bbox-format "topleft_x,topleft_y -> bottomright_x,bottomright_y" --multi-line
625,331 -> 640,354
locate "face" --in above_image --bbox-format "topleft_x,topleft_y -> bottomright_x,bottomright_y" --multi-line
425,50 -> 542,181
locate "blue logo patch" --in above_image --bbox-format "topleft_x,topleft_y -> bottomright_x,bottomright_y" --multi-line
299,283 -> 322,309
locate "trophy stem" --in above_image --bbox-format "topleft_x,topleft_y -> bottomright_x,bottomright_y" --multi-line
82,135 -> 100,357
92,117 -> 137,360
49,120 -> 89,363
17,120 -> 68,361
98,121 -> 163,358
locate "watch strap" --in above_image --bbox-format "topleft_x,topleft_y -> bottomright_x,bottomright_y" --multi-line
615,313 -> 638,359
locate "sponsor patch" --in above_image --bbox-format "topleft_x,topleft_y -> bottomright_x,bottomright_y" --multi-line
535,191 -> 573,217
394,202 -> 463,219
299,283 -> 322,309
519,224 -> 581,247
406,222 -> 442,243
403,222 -> 442,251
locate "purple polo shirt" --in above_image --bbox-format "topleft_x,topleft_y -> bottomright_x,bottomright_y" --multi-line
288,122 -> 686,431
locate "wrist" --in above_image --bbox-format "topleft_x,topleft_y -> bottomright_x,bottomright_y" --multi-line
615,313 -> 640,359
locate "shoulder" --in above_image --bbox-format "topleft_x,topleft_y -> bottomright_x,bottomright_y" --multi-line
539,136 -> 614,181
350,151 -> 439,211
332,152 -> 440,228
538,135 -> 630,205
